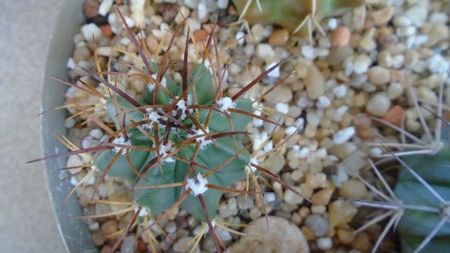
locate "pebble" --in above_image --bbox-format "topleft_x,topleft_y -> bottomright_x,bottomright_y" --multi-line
98,0 -> 113,16
231,216 -> 310,253
173,237 -> 199,253
301,45 -> 317,60
304,214 -> 329,237
353,54 -> 371,74
81,23 -> 102,42
266,62 -> 280,79
269,29 -> 289,46
404,0 -> 429,27
339,179 -> 368,199
101,220 -> 118,236
311,188 -> 334,205
366,92 -> 391,116
371,6 -> 395,25
396,26 -> 416,37
427,54 -> 450,74
382,105 -> 405,126
333,85 -> 347,98
257,43 -> 275,59
305,65 -> 325,99
89,128 -> 103,139
83,0 -> 99,19
121,236 -> 136,253
331,26 -> 351,47
393,16 -> 412,27
275,103 -> 289,114
66,155 -> 84,174
316,96 -> 331,108
264,86 -> 293,103
284,187 -> 304,205
328,200 -> 357,229
317,237 -> 333,250
368,66 -> 390,85
333,127 -> 356,145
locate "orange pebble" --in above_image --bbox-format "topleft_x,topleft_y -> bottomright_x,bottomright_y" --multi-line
194,29 -> 209,42
101,25 -> 113,38
383,105 -> 405,126
331,26 -> 351,47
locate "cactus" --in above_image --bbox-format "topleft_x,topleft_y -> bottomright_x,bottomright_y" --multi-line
233,0 -> 364,42
351,79 -> 450,253
30,8 -> 304,253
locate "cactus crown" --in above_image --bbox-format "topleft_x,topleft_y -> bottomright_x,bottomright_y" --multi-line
95,58 -> 254,222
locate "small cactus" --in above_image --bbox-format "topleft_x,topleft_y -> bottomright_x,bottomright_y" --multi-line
234,0 -> 364,42
351,79 -> 450,253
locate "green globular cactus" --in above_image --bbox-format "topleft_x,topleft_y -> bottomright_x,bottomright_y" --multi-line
234,0 -> 364,33
394,142 -> 450,253
94,62 -> 253,222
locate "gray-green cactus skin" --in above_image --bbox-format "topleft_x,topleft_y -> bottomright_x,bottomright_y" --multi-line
394,128 -> 450,253
94,62 -> 253,221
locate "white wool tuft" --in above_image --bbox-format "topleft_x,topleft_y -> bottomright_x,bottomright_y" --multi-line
112,135 -> 131,155
158,141 -> 175,163
186,174 -> 208,196
245,157 -> 259,173
217,97 -> 236,112
189,128 -> 213,149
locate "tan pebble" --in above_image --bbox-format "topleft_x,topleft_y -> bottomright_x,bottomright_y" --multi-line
232,217 -> 310,253
353,114 -> 374,139
337,229 -> 354,245
269,29 -> 290,46
83,0 -> 99,19
264,86 -> 293,103
194,29 -> 209,42
389,70 -> 405,82
311,188 -> 334,205
329,200 -> 357,229
366,92 -> 391,117
339,179 -> 368,199
382,105 -> 405,126
370,6 -> 395,25
352,232 -> 372,253
331,26 -> 351,47
146,36 -> 159,54
368,66 -> 390,85
302,226 -> 316,241
305,65 -> 325,99
100,245 -> 112,253
92,229 -> 105,246
101,220 -> 118,236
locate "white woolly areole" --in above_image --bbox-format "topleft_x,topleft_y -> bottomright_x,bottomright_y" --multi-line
186,174 -> 208,196
142,107 -> 166,129
112,135 -> 131,155
245,157 -> 259,174
217,97 -> 236,112
189,128 -> 213,149
172,97 -> 191,120
157,141 -> 175,163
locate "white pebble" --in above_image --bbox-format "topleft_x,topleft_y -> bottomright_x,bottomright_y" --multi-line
184,0 -> 198,9
197,2 -> 208,20
264,192 -> 276,202
317,237 -> 333,250
257,44 -> 275,58
301,45 -> 317,60
427,54 -> 450,74
391,54 -> 404,69
70,177 -> 79,186
333,127 -> 355,145
332,84 -> 347,98
396,26 -> 416,37
275,103 -> 289,114
252,110 -> 264,127
235,31 -> 246,45
98,0 -> 114,16
265,62 -> 280,79
218,0 -> 229,9
353,54 -> 371,74
327,18 -> 338,30
66,58 -> 76,70
297,147 -> 310,158
89,129 -> 103,139
81,23 -> 102,42
64,117 -> 76,128
316,96 -> 331,108
88,222 -> 99,231
333,106 -> 348,121
369,147 -> 383,157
